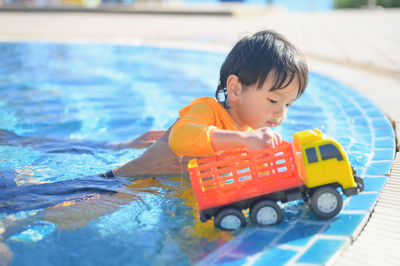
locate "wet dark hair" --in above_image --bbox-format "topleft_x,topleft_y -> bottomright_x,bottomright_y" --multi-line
216,30 -> 308,106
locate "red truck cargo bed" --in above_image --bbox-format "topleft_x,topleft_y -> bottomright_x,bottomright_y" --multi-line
188,142 -> 302,211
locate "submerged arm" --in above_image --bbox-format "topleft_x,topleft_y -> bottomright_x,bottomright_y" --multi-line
106,130 -> 166,150
112,126 -> 193,178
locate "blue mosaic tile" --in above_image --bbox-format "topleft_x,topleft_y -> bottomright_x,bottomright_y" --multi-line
205,230 -> 281,265
374,137 -> 396,149
358,134 -> 373,146
372,117 -> 393,128
276,222 -> 325,246
361,104 -> 384,114
353,123 -> 371,135
363,176 -> 388,192
365,160 -> 393,175
344,88 -> 360,97
253,247 -> 297,266
335,124 -> 352,134
346,108 -> 364,118
333,113 -> 348,121
371,149 -> 395,161
343,103 -> 361,114
374,127 -> 395,138
323,213 -> 367,238
352,117 -> 369,127
347,152 -> 373,168
357,98 -> 376,110
296,238 -> 349,264
336,137 -> 352,147
366,109 -> 386,119
338,99 -> 356,109
268,218 -> 299,232
343,193 -> 379,211
213,257 -> 247,266
226,230 -> 280,256
349,142 -> 372,154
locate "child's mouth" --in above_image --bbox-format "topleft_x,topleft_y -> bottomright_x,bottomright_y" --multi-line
265,121 -> 277,128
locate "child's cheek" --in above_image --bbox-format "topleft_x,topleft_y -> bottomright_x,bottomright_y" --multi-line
249,108 -> 267,128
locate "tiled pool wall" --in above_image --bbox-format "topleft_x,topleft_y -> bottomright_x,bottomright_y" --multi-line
197,74 -> 395,266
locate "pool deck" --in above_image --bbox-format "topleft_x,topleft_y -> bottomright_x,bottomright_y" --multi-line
0,4 -> 399,265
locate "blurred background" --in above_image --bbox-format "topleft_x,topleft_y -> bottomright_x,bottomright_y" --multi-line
0,0 -> 399,11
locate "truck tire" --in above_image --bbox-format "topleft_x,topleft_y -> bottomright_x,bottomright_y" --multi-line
214,208 -> 246,231
310,186 -> 343,219
355,176 -> 364,192
250,200 -> 283,226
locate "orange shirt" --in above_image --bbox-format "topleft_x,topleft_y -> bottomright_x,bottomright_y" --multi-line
169,97 -> 246,157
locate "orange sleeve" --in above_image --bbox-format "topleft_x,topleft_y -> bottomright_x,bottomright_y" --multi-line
169,103 -> 217,157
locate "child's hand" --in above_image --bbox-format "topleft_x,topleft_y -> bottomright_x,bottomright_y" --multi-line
242,127 -> 283,151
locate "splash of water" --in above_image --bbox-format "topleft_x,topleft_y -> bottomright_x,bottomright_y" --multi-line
179,156 -> 184,187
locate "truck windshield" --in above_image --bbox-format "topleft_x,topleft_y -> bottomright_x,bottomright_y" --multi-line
319,144 -> 343,161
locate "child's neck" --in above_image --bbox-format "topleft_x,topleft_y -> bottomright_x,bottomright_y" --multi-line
222,103 -> 249,131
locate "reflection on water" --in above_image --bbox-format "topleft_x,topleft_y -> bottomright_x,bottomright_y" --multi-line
1,174 -> 235,264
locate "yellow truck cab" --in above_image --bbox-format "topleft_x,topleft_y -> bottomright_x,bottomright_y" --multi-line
293,129 -> 363,197
290,129 -> 364,219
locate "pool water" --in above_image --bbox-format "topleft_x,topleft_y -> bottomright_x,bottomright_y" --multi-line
0,42 -> 392,265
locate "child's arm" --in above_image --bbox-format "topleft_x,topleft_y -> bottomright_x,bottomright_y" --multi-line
107,126 -> 282,178
169,102 -> 283,157
107,130 -> 166,149
112,125 -> 193,178
210,127 -> 283,153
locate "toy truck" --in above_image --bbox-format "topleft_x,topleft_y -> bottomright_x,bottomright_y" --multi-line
188,129 -> 364,230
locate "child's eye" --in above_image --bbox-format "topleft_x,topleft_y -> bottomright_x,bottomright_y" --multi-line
286,103 -> 291,107
268,98 -> 278,104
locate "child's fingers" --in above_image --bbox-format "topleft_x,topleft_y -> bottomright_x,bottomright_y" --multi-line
274,132 -> 283,144
266,130 -> 278,148
267,130 -> 282,148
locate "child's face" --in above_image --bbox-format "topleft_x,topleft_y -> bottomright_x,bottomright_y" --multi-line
228,74 -> 299,129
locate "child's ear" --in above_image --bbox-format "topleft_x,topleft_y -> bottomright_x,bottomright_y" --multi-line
226,74 -> 242,101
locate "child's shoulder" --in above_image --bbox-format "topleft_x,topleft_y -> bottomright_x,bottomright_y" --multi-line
179,97 -> 220,117
189,97 -> 218,106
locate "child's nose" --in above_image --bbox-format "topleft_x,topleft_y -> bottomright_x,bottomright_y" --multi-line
274,108 -> 284,119
274,113 -> 282,121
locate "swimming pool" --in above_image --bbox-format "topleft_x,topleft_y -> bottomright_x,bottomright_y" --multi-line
0,42 -> 395,265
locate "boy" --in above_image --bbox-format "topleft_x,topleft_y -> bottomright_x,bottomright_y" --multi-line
109,30 -> 308,178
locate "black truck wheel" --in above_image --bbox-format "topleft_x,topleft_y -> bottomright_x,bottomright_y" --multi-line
214,208 -> 246,231
310,186 -> 343,219
250,200 -> 283,226
355,176 -> 364,192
